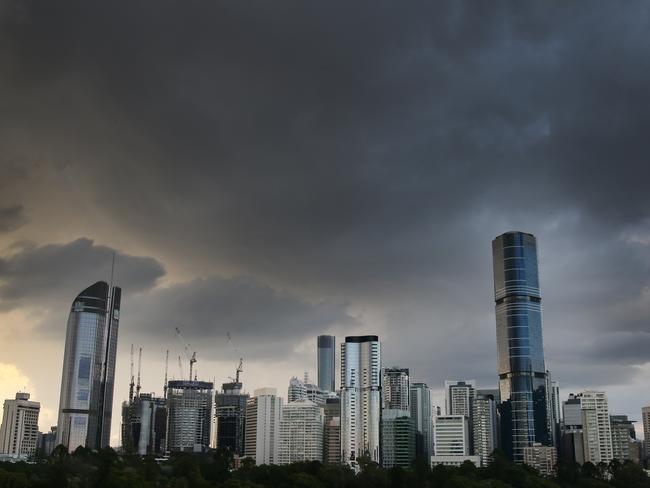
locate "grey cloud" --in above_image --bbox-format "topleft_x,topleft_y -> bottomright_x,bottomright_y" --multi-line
124,275 -> 358,361
0,237 -> 165,310
0,205 -> 27,232
0,0 -> 649,416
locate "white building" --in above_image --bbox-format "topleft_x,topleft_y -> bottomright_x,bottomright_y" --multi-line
245,388 -> 282,465
166,380 -> 213,453
577,391 -> 613,464
276,399 -> 323,465
431,455 -> 480,467
341,335 -> 381,469
0,393 -> 40,460
434,415 -> 469,456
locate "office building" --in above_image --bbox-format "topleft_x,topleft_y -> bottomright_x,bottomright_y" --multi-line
277,399 -> 323,464
523,443 -> 557,476
410,382 -> 433,460
492,232 -> 552,462
341,335 -> 381,469
610,415 -> 635,462
560,394 -> 585,465
381,409 -> 415,468
166,380 -> 213,452
445,380 -> 475,417
577,391 -> 613,464
244,388 -> 282,465
473,392 -> 498,466
215,378 -> 249,456
383,367 -> 410,411
323,397 -> 341,464
56,281 -> 121,450
0,393 -> 40,459
324,417 -> 341,464
317,335 -> 336,392
434,415 -> 469,456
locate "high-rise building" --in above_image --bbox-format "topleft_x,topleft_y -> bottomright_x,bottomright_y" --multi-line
523,443 -> 557,476
610,415 -> 635,462
548,378 -> 561,446
560,394 -> 585,465
244,388 -> 282,465
473,393 -> 498,466
215,379 -> 249,457
56,281 -> 121,450
277,399 -> 324,465
445,380 -> 475,417
0,393 -> 40,459
323,397 -> 341,464
166,380 -> 213,452
324,417 -> 341,464
383,367 -> 410,411
492,232 -> 552,462
381,409 -> 415,468
341,335 -> 381,469
577,391 -> 613,464
642,406 -> 650,462
317,335 -> 336,393
39,426 -> 57,456
122,393 -> 167,455
410,383 -> 433,461
434,415 -> 469,456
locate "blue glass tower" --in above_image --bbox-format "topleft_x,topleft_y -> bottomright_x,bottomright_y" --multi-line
492,232 -> 551,462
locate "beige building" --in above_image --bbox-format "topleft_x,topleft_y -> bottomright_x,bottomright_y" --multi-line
0,392 -> 40,460
523,443 -> 557,476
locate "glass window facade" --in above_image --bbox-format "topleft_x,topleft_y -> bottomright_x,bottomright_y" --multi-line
56,281 -> 121,451
492,232 -> 551,463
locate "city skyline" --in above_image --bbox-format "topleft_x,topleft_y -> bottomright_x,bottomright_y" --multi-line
1,1 -> 649,449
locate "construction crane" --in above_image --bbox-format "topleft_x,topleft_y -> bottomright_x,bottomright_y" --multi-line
228,358 -> 244,384
175,327 -> 197,381
129,344 -> 135,404
178,355 -> 184,380
163,350 -> 169,398
136,347 -> 142,398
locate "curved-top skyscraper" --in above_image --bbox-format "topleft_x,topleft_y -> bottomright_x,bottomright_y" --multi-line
56,281 -> 121,450
492,231 -> 551,462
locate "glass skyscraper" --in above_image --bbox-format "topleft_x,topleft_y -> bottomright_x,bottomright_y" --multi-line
492,231 -> 551,462
317,335 -> 336,392
56,281 -> 121,450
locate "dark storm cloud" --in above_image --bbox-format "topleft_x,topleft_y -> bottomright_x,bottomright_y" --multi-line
125,276 -> 357,360
0,238 -> 165,310
1,0 -> 649,395
0,206 -> 26,232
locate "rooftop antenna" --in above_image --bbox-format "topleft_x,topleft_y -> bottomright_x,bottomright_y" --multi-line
129,344 -> 135,403
136,347 -> 142,398
163,350 -> 169,398
109,252 -> 116,291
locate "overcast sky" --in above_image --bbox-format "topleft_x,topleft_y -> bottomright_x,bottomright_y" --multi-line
1,0 -> 649,444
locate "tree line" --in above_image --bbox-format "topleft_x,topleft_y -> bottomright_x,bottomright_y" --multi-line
0,447 -> 648,488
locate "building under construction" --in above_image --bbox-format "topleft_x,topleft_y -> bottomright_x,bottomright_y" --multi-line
166,380 -> 213,453
215,361 -> 249,456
